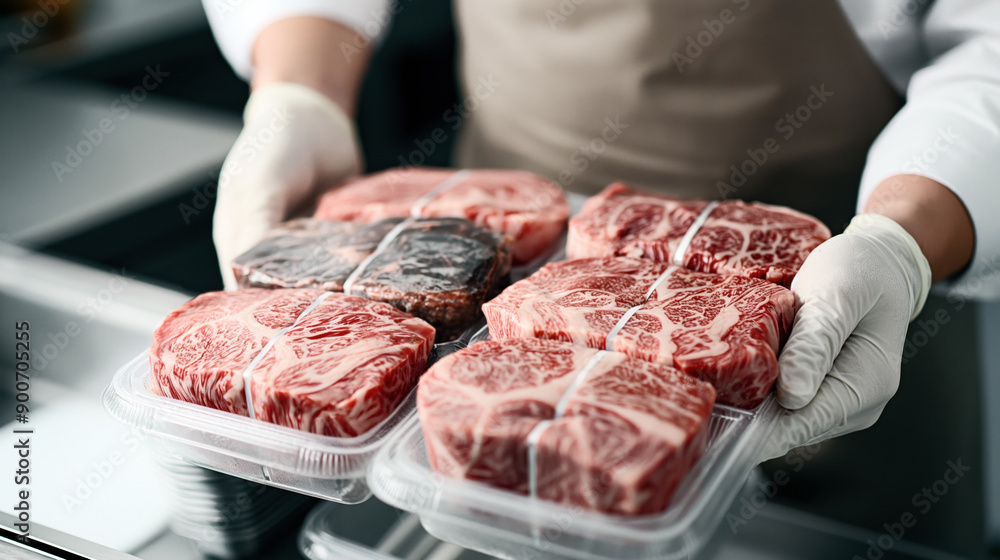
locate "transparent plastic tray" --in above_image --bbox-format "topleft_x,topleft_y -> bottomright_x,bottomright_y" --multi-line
102,330 -> 476,504
100,217 -> 569,505
299,499 -> 498,560
368,382 -> 781,560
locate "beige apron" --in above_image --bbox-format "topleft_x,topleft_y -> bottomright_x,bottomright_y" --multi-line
452,0 -> 903,229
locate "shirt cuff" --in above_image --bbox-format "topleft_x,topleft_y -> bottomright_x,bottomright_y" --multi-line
858,57 -> 1000,300
202,0 -> 393,80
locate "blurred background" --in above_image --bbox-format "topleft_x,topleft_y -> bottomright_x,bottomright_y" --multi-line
0,0 -> 459,295
0,1 -> 998,560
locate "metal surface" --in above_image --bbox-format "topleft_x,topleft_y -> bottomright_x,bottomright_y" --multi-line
0,245 -> 188,555
0,511 -> 141,560
0,81 -> 237,247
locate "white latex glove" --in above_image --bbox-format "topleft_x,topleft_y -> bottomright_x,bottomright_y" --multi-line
760,214 -> 932,461
213,82 -> 361,289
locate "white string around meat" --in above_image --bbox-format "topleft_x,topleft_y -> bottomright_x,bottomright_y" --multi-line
671,200 -> 718,267
527,349 -> 607,499
604,265 -> 678,351
602,203 -> 716,353
239,290 -> 332,480
409,169 -> 471,218
241,291 -> 334,421
341,169 -> 471,293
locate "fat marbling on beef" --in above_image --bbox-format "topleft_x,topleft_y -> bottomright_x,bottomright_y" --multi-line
232,217 -> 512,342
150,289 -> 435,437
568,182 -> 831,287
418,337 -> 716,515
483,258 -> 794,408
313,167 -> 569,265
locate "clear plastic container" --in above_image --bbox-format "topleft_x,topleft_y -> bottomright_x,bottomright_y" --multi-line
368,391 -> 781,560
102,332 -> 474,504
101,224 -> 566,505
298,499 -> 499,560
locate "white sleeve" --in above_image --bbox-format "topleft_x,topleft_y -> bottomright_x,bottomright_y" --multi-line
202,0 -> 393,80
857,0 -> 1000,300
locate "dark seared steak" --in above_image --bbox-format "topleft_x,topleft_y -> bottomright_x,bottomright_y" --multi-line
232,218 -> 394,292
347,218 -> 512,341
233,218 -> 512,342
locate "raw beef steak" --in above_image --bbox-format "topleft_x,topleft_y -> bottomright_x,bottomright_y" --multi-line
150,289 -> 435,437
231,218 -> 393,292
313,167 -> 569,265
344,218 -> 512,342
483,258 -> 794,408
418,338 -> 715,515
232,218 -> 512,342
567,182 -> 831,287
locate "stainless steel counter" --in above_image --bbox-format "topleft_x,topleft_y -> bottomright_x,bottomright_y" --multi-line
0,81 -> 238,247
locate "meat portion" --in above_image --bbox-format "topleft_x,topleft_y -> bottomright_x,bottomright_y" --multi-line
483,258 -> 794,408
567,182 -> 831,287
232,218 -> 393,292
418,338 -> 715,515
345,218 -> 512,342
150,289 -> 435,437
233,218 -> 512,342
314,167 -> 569,265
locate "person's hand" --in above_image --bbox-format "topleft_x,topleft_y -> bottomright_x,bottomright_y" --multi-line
760,214 -> 932,461
213,82 -> 361,289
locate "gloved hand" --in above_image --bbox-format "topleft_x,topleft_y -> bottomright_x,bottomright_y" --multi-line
760,214 -> 932,461
213,82 -> 361,289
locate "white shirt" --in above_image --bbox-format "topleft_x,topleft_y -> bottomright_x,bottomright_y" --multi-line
203,0 -> 1000,299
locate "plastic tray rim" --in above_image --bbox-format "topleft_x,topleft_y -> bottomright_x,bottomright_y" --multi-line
367,394 -> 782,559
102,351 -> 419,478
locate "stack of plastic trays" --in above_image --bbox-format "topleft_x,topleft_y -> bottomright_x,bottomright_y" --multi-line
155,448 -> 315,559
298,498 -> 499,560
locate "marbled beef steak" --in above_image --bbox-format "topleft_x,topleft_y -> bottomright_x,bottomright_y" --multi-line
150,289 -> 435,437
314,167 -> 569,265
418,338 -> 716,515
568,183 -> 830,287
483,258 -> 795,408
